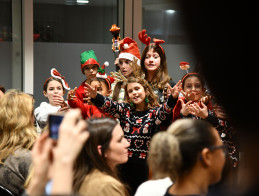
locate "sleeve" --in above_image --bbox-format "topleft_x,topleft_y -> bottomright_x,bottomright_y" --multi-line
34,103 -> 59,127
92,93 -> 128,119
154,95 -> 178,125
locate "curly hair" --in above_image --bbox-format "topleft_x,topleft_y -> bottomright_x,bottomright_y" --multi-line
125,77 -> 160,110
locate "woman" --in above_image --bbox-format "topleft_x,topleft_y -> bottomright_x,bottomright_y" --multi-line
0,90 -> 38,195
73,117 -> 130,196
148,119 -> 226,196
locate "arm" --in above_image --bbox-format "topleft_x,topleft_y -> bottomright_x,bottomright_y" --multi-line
85,83 -> 127,119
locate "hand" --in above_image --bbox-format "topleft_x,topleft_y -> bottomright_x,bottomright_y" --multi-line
167,80 -> 182,99
189,102 -> 208,119
67,87 -> 77,101
200,91 -> 211,104
58,106 -> 69,113
27,132 -> 54,195
53,95 -> 66,107
84,83 -> 97,99
53,109 -> 89,164
180,99 -> 192,116
181,90 -> 196,101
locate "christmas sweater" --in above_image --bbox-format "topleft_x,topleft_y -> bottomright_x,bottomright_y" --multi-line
68,98 -> 114,119
92,93 -> 178,164
75,80 -> 88,103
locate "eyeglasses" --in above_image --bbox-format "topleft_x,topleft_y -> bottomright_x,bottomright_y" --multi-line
208,144 -> 228,155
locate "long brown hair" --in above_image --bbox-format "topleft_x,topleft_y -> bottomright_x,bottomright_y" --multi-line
141,44 -> 171,90
125,77 -> 159,110
73,118 -> 127,194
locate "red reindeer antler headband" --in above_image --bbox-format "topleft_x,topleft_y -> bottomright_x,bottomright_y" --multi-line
138,29 -> 165,53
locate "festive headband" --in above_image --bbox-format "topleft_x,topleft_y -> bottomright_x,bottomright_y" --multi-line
96,61 -> 115,89
138,29 -> 165,54
110,58 -> 143,83
179,62 -> 198,83
44,68 -> 70,90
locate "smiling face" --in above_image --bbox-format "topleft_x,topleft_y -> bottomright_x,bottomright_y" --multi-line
144,48 -> 161,73
83,64 -> 98,80
126,82 -> 147,111
183,76 -> 205,101
105,124 -> 130,170
43,80 -> 64,106
118,58 -> 133,78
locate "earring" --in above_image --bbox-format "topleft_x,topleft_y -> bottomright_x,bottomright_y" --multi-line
145,96 -> 149,103
130,101 -> 134,108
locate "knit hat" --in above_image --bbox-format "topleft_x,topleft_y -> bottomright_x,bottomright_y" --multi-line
118,37 -> 141,66
80,50 -> 100,73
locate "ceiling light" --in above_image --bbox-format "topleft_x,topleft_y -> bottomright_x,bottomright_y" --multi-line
76,0 -> 89,3
166,10 -> 176,14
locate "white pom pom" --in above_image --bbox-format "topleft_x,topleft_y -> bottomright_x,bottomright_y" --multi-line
123,43 -> 129,49
104,61 -> 109,67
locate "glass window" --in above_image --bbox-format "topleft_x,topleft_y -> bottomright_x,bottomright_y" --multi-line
0,0 -> 22,91
34,0 -> 118,43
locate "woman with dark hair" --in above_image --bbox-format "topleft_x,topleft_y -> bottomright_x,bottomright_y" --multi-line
73,117 -> 130,196
147,119 -> 226,196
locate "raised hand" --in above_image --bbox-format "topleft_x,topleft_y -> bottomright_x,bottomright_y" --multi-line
167,80 -> 182,99
188,102 -> 208,119
67,87 -> 77,101
181,90 -> 196,101
180,99 -> 192,117
84,83 -> 97,99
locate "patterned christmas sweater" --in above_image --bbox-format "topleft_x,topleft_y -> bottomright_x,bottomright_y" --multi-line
92,93 -> 178,164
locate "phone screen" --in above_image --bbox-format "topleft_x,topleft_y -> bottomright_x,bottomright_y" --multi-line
48,114 -> 64,140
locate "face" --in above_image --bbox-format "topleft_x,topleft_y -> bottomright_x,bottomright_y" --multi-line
127,82 -> 147,110
105,124 -> 130,169
209,128 -> 226,184
90,80 -> 110,97
183,76 -> 205,101
144,48 -> 161,73
83,64 -> 98,80
119,58 -> 133,78
43,80 -> 64,106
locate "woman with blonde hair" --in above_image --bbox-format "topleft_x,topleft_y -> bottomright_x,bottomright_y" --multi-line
0,89 -> 38,195
140,119 -> 226,196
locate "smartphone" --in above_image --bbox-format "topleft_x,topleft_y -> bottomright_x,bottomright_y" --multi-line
48,114 -> 64,140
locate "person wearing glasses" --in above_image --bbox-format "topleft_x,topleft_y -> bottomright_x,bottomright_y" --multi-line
141,119 -> 226,196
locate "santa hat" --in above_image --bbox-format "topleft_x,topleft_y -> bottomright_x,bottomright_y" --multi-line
80,50 -> 100,73
96,61 -> 109,79
118,37 -> 141,66
50,68 -> 70,90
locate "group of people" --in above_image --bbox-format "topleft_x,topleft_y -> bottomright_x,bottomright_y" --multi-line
0,29 -> 238,196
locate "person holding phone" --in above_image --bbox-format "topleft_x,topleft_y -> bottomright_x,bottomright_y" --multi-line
24,109 -> 89,196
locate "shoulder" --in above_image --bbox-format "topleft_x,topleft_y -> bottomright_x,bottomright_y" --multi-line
79,170 -> 125,196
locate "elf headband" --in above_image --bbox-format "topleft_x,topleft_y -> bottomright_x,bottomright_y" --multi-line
138,29 -> 165,54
